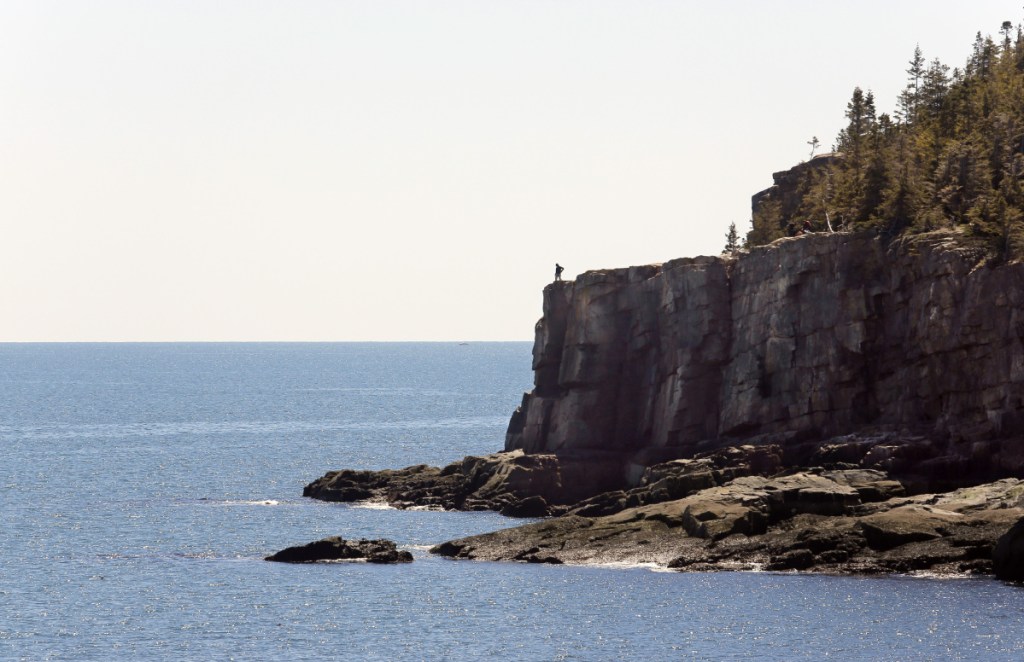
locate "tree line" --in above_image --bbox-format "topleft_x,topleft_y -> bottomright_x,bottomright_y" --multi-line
741,19 -> 1024,259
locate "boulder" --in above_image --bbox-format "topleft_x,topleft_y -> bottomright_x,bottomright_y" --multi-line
266,537 -> 413,564
993,517 -> 1024,582
500,495 -> 550,518
859,505 -> 962,551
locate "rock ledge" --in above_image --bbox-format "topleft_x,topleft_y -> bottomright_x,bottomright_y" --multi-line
265,536 -> 413,564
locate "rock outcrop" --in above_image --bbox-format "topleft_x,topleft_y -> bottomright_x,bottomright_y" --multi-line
506,231 -> 1024,495
993,516 -> 1024,581
305,227 -> 1024,577
303,449 -> 626,517
750,152 -> 840,230
265,536 -> 413,564
432,477 -> 1024,576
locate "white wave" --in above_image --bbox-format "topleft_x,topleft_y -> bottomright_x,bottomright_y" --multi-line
903,570 -> 976,580
587,560 -> 674,572
201,499 -> 280,507
350,499 -> 394,510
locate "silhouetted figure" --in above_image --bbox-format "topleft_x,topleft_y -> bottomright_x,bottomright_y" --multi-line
786,222 -> 798,237
554,263 -> 564,281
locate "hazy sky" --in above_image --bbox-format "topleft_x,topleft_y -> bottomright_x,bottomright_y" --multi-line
2,1 -> 1018,341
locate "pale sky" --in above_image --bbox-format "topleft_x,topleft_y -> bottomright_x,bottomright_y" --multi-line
1,1 -> 1018,341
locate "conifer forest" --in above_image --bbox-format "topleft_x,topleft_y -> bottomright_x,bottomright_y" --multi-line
746,20 -> 1024,260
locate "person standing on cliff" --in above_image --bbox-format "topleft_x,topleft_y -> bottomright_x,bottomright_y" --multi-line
555,264 -> 564,281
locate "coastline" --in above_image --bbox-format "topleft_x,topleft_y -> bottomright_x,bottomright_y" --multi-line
305,231 -> 1024,581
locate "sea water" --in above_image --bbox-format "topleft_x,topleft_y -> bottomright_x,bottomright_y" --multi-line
2,342 -> 1024,661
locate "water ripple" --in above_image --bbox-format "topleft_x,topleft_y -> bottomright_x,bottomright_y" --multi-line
0,416 -> 509,442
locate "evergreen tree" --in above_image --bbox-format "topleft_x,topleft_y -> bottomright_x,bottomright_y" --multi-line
920,58 -> 951,122
899,45 -> 926,123
837,87 -> 875,164
1001,21 -> 1014,50
807,136 -> 820,159
723,222 -> 741,253
747,199 -> 783,246
745,19 -> 1024,256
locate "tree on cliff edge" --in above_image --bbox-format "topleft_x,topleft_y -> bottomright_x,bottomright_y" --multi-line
723,222 -> 741,254
746,20 -> 1024,258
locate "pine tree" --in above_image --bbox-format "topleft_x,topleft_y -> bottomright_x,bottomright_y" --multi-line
899,45 -> 925,123
1001,21 -> 1014,51
807,136 -> 820,159
744,19 -> 1024,256
747,199 -> 784,245
920,59 -> 951,120
837,87 -> 875,164
723,222 -> 741,253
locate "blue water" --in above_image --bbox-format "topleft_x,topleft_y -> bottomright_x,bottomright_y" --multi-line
2,343 -> 1024,661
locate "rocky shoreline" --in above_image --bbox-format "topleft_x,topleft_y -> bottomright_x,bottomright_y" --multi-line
433,473 -> 1023,576
304,439 -> 1024,577
305,227 -> 1024,580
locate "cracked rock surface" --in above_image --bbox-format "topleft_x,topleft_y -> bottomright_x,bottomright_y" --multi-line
306,230 -> 1024,576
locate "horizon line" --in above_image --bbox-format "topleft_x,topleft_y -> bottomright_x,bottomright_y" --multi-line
0,339 -> 534,344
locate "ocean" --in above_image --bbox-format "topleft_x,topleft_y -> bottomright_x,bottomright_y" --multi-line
2,342 -> 1023,661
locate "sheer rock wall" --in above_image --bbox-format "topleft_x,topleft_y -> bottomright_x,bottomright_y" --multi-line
506,232 -> 1024,482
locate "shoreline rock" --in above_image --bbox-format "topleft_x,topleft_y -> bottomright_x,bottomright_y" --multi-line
993,517 -> 1024,582
304,438 -> 1024,577
265,536 -> 413,564
303,440 -> 1024,576
430,477 -> 1024,576
303,449 -> 628,517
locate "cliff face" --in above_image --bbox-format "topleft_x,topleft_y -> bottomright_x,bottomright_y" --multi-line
506,232 -> 1024,484
306,227 -> 1024,575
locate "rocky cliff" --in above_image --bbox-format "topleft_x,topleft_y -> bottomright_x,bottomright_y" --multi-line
506,231 -> 1024,492
304,227 -> 1024,577
750,151 -> 839,232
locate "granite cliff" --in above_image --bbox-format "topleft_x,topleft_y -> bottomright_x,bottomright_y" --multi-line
506,230 -> 1024,492
305,228 -> 1024,577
